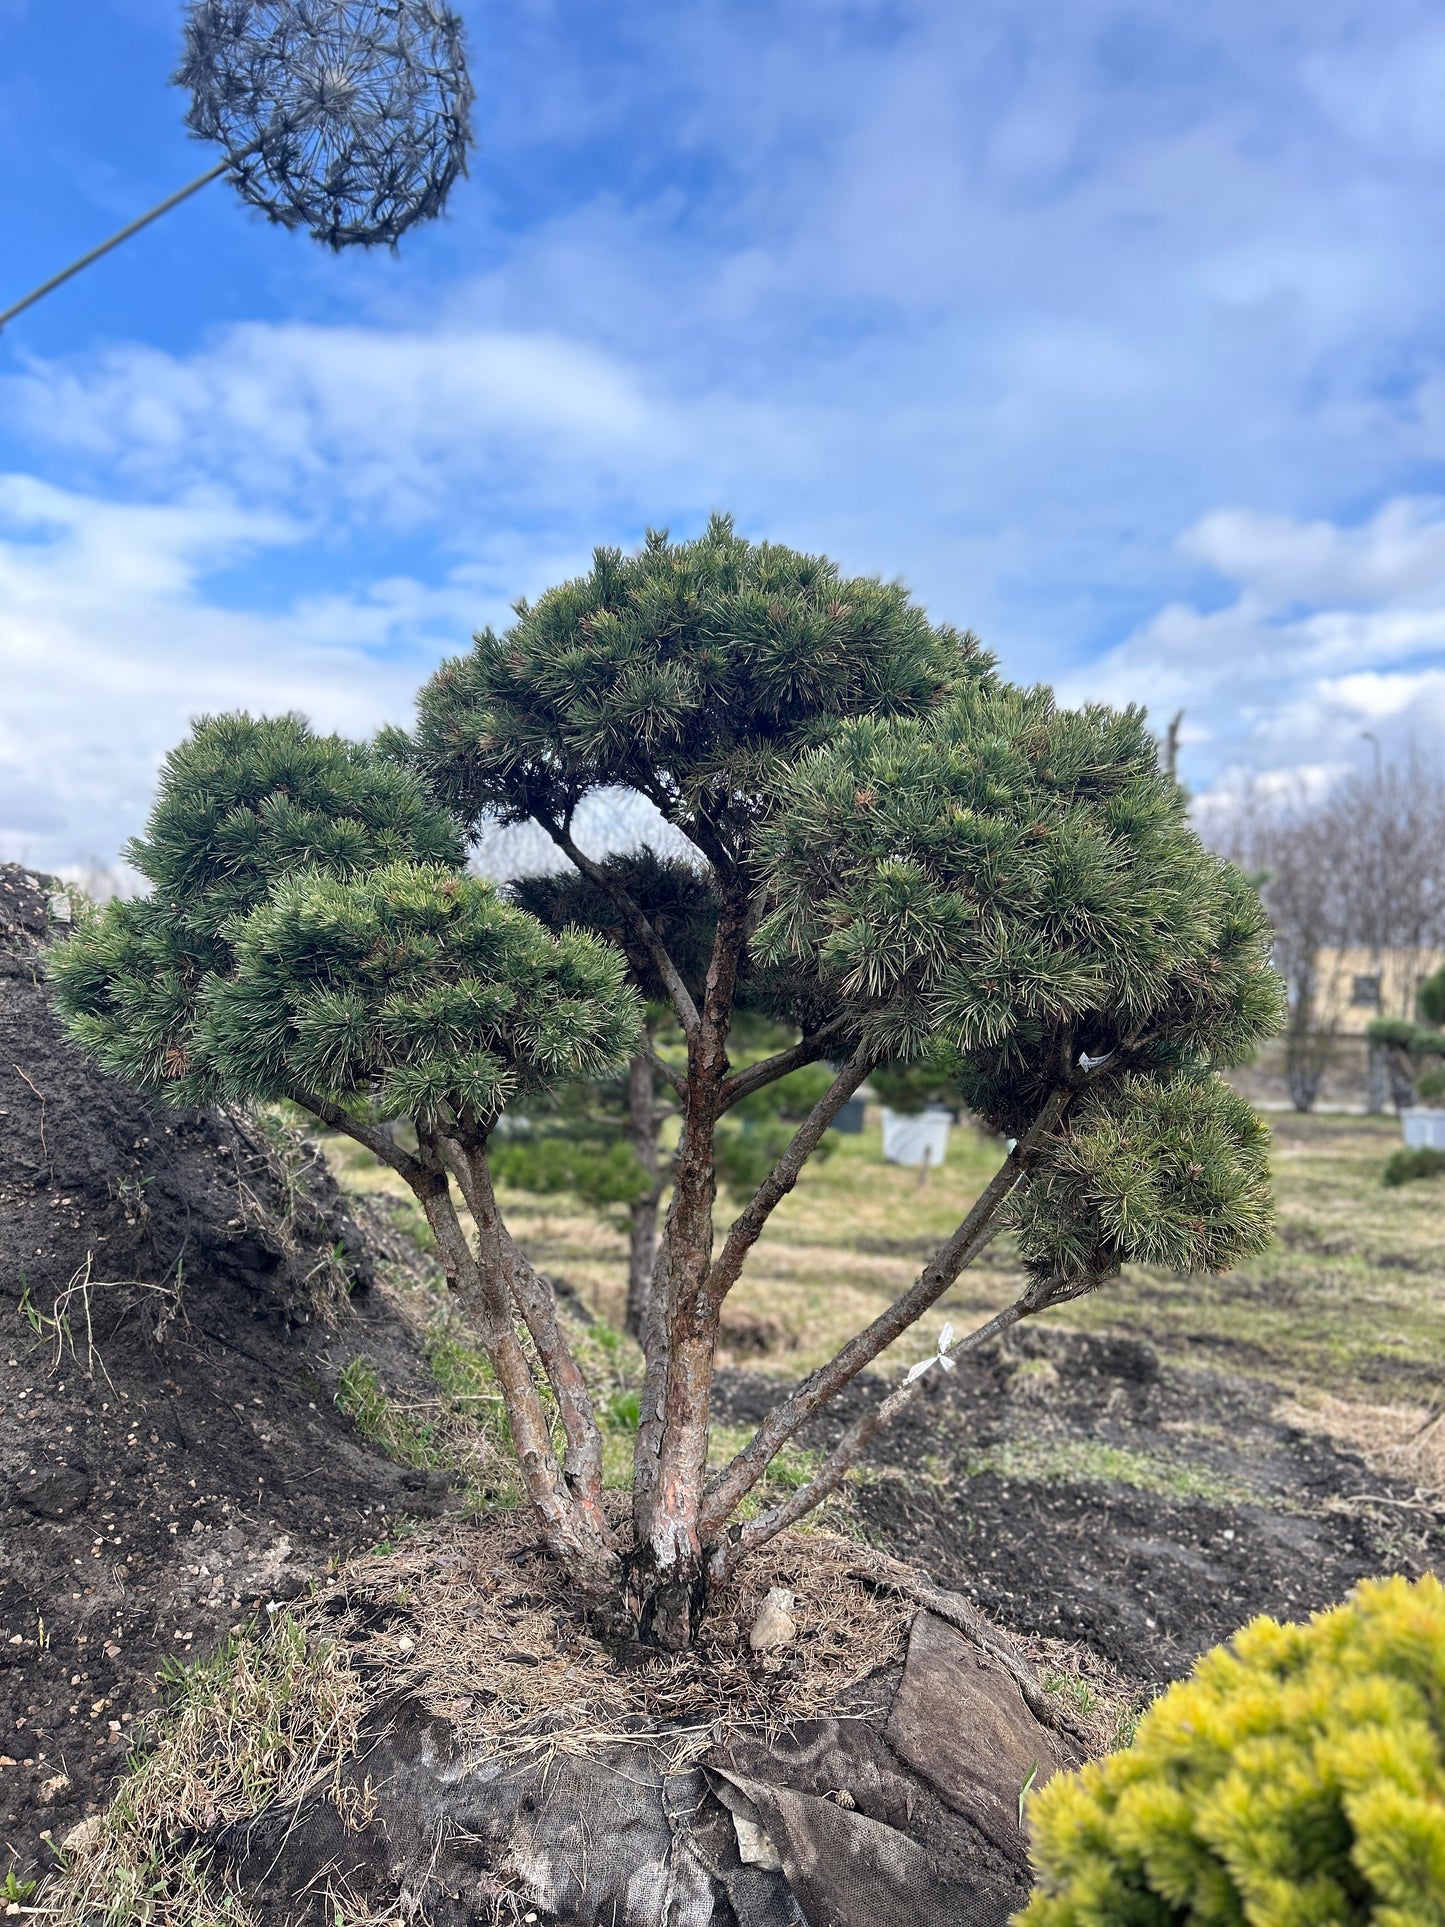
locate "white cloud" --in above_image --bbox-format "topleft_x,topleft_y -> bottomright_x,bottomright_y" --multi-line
8,1 -> 1445,859
4,326 -> 679,526
0,477 -> 472,868
1181,499 -> 1445,607
1067,497 -> 1445,793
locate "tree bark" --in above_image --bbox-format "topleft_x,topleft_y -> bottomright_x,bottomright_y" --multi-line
624,1051 -> 663,1342
412,1135 -> 613,1583
629,887 -> 747,1647
440,1134 -> 616,1564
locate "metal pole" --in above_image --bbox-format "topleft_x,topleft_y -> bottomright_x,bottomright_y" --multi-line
1361,729 -> 1387,1114
0,157 -> 234,335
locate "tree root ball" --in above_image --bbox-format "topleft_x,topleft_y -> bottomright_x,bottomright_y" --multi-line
46,1520 -> 1107,1926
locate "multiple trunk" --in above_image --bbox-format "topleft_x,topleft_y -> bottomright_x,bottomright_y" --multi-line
299,886 -> 1102,1648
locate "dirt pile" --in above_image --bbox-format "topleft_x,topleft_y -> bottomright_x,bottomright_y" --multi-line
0,867 -> 454,1885
717,1323 -> 1445,1683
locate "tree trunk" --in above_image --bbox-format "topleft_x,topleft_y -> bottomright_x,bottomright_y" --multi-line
624,1052 -> 662,1342
629,892 -> 747,1648
411,1145 -> 615,1586
627,1100 -> 721,1648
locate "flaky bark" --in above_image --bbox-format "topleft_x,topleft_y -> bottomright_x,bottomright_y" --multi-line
630,887 -> 748,1645
624,1051 -> 666,1342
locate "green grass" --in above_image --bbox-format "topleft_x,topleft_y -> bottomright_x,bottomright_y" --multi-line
962,1437 -> 1251,1506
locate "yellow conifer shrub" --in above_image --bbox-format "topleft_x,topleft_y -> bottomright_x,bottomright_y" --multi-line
1019,1575 -> 1445,1926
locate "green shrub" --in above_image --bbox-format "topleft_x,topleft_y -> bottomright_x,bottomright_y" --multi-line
1414,1068 -> 1445,1104
1383,1147 -> 1445,1189
1019,1574 -> 1445,1927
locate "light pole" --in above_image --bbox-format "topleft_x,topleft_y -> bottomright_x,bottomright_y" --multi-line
1361,731 -> 1386,1114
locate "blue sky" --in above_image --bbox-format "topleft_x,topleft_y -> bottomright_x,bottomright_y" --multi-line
4,0 -> 1445,870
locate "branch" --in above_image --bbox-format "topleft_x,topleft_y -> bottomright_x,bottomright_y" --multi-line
291,1090 -> 425,1187
439,1134 -> 612,1546
717,1018 -> 852,1110
540,818 -> 701,1039
708,1271 -> 1101,1579
502,1231 -> 613,1541
697,1086 -> 1070,1536
641,1032 -> 687,1100
408,1128 -> 612,1578
703,1053 -> 872,1306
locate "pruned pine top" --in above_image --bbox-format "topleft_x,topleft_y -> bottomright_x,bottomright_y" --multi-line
756,686 -> 1283,1081
125,712 -> 464,934
409,514 -> 990,860
51,715 -> 641,1129
753,686 -> 1285,1289
206,865 -> 641,1122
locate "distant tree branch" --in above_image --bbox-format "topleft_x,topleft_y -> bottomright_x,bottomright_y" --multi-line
541,818 -> 702,1039
717,1017 -> 853,1109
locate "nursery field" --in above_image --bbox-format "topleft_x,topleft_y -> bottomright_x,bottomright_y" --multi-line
322,1105 -> 1445,1685
325,1105 -> 1442,1404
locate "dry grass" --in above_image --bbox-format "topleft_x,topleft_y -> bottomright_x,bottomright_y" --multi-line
44,1617 -> 369,1927
323,1110 -> 1445,1410
1274,1391 -> 1445,1495
329,1513 -> 915,1765
321,1114 -> 1020,1381
1016,1633 -> 1149,1757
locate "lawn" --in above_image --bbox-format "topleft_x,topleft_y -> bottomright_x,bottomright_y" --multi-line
322,1105 -> 1442,1407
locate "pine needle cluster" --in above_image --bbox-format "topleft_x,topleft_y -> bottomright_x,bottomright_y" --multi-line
406,511 -> 986,854
51,714 -> 466,1107
54,722 -> 637,1133
1022,1574 -> 1445,1927
755,683 -> 1283,1287
202,862 -> 640,1124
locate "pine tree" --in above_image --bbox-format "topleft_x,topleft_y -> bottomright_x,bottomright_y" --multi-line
51,714 -> 642,1581
404,517 -> 1284,1646
53,531 -> 1285,1651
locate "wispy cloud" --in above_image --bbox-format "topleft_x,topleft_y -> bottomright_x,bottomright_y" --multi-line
3,0 -> 1445,863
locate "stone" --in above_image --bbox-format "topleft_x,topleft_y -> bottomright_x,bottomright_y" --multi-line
749,1588 -> 797,1652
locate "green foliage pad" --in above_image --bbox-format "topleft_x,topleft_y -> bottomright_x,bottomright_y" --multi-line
755,683 -> 1284,1288
1020,1574 -> 1445,1927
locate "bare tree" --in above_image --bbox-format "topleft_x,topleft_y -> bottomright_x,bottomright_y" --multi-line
1204,751 -> 1445,1111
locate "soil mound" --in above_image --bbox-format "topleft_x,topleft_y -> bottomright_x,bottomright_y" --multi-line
0,867 -> 453,1883
717,1322 -> 1445,1682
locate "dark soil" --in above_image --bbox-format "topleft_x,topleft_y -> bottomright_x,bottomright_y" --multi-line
5,860 -> 1443,1901
716,1324 -> 1445,1683
0,869 -> 456,1885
